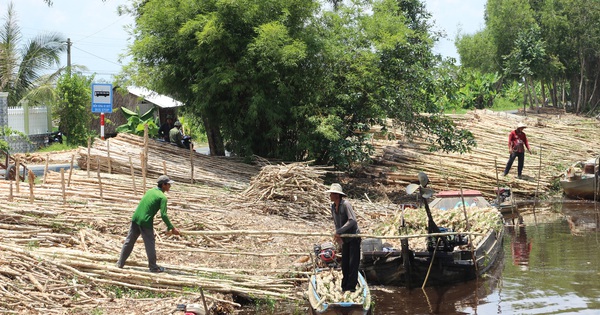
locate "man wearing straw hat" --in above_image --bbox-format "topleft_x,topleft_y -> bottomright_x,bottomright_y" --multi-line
326,183 -> 361,292
116,175 -> 180,273
503,122 -> 532,179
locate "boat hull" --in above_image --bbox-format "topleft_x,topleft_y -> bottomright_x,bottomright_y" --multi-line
360,228 -> 504,288
560,176 -> 599,200
307,272 -> 371,315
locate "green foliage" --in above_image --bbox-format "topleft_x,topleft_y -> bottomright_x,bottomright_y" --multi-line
115,107 -> 158,137
0,126 -> 30,152
54,72 -> 95,146
124,0 -> 476,170
455,70 -> 500,109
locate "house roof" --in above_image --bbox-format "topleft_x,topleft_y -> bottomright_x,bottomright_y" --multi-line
127,86 -> 184,108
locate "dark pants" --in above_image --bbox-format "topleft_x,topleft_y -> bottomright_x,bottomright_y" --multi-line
341,237 -> 362,291
504,152 -> 525,176
117,222 -> 159,270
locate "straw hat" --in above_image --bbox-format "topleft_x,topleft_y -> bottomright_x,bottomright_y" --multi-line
325,183 -> 346,196
517,122 -> 527,129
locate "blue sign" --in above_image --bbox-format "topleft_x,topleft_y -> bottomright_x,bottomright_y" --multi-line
91,83 -> 113,113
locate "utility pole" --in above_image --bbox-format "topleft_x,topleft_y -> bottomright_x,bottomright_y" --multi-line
66,38 -> 72,74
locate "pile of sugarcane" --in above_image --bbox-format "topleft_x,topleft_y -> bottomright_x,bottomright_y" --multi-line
371,206 -> 504,251
312,269 -> 365,304
77,133 -> 260,190
242,162 -> 333,218
367,110 -> 600,199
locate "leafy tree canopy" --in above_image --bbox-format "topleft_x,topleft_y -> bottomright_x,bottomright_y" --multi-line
122,0 -> 475,169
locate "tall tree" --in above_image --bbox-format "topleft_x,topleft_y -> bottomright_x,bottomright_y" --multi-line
0,2 -> 66,107
123,0 -> 475,168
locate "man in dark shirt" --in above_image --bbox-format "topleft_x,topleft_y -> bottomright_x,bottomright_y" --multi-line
158,116 -> 174,142
326,183 -> 361,292
116,175 -> 180,272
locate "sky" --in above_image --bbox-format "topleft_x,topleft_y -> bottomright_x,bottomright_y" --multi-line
0,0 -> 486,83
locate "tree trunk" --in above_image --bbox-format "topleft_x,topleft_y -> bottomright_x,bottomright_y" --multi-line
577,50 -> 585,114
530,78 -> 539,109
551,78 -> 559,108
541,81 -> 547,106
202,116 -> 225,156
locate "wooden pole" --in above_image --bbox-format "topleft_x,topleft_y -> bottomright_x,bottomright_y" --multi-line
87,137 -> 91,178
68,154 -> 74,187
97,158 -> 103,201
107,138 -> 112,174
532,144 -> 542,224
28,169 -> 35,203
163,160 -> 167,175
15,156 -> 20,193
8,179 -> 13,201
190,144 -> 194,184
61,168 -> 66,204
129,155 -> 137,195
43,153 -> 49,185
140,152 -> 146,192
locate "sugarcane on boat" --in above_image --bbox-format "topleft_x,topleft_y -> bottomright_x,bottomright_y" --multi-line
360,173 -> 505,288
307,269 -> 371,315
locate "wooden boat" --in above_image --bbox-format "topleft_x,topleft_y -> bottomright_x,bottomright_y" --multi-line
360,225 -> 504,288
307,269 -> 371,315
560,157 -> 599,200
361,182 -> 505,288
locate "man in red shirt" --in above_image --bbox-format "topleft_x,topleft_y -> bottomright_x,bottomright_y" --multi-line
503,122 -> 532,179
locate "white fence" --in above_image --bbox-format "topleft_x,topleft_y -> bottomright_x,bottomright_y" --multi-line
7,106 -> 50,135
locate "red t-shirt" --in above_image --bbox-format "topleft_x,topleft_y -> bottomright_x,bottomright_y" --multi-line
508,129 -> 530,153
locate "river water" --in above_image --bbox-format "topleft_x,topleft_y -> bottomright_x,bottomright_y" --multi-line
241,201 -> 600,314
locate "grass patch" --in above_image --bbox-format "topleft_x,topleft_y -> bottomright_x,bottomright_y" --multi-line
36,143 -> 77,153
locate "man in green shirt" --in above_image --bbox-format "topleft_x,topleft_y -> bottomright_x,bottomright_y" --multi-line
116,175 -> 180,273
169,121 -> 184,148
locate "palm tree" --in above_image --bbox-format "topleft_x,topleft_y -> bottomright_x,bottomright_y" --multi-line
0,1 -> 66,107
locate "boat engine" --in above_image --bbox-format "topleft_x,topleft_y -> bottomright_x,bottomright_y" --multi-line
427,227 -> 469,252
495,187 -> 512,204
313,242 -> 340,268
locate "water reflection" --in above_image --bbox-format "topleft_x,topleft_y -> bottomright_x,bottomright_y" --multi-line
507,224 -> 532,270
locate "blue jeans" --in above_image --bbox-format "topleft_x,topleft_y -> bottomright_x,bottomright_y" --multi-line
504,152 -> 525,176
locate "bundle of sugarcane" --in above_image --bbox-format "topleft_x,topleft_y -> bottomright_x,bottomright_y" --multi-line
313,269 -> 365,304
242,162 -> 333,217
371,206 -> 503,251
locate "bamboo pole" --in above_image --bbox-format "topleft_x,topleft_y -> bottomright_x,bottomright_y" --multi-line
190,144 -> 194,184
68,154 -> 74,187
97,158 -> 103,201
43,153 -> 49,184
129,155 -> 137,195
107,138 -> 112,174
87,137 -> 91,177
28,169 -> 35,203
15,156 -> 20,193
163,160 -> 167,175
8,179 -> 13,201
61,168 -> 66,204
140,152 -> 146,192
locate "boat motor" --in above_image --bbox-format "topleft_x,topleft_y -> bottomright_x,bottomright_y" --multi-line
495,187 -> 512,204
313,242 -> 339,267
427,227 -> 469,252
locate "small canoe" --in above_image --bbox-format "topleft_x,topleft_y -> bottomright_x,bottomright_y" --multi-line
307,270 -> 371,315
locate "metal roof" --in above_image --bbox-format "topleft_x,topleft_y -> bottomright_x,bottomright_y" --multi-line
127,86 -> 184,108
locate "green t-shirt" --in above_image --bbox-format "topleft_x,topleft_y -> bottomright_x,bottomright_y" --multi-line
131,187 -> 174,230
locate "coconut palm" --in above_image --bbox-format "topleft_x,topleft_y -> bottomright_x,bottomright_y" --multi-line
0,1 -> 66,107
